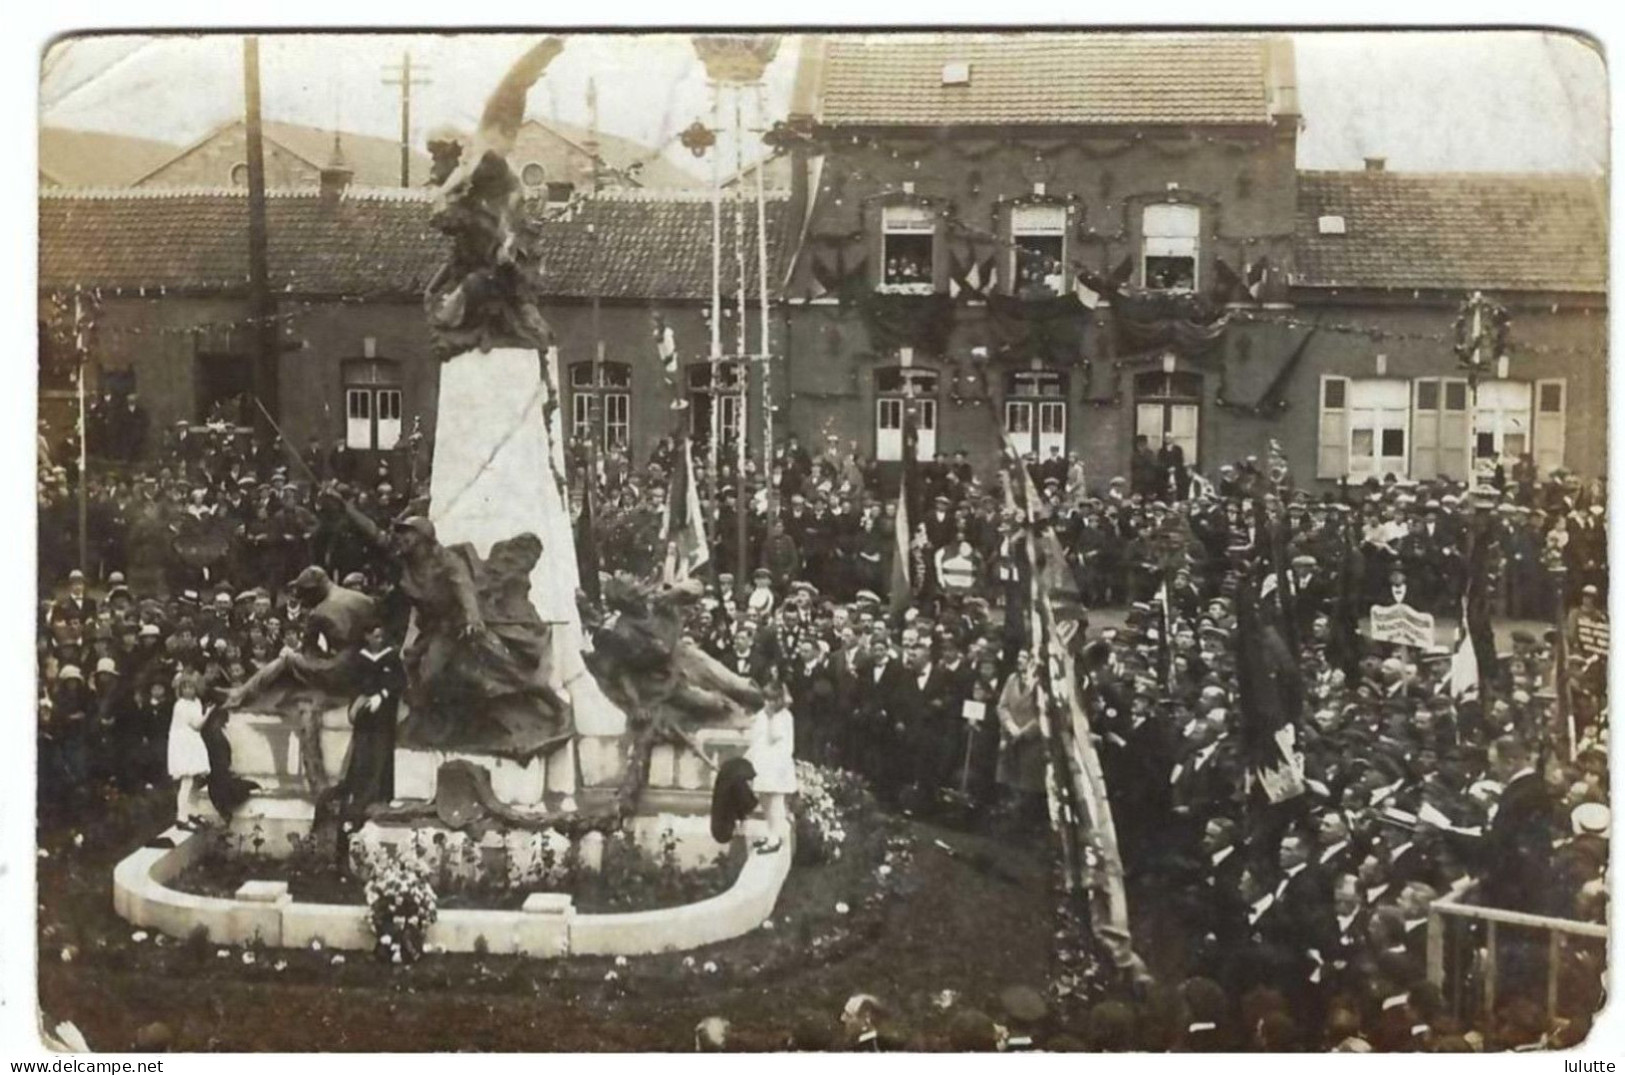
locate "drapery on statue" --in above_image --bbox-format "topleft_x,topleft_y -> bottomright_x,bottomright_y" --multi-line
339,501 -> 572,759
422,37 -> 566,359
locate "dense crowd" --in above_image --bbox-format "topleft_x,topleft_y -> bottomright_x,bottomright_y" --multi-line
36,401 -> 1611,1051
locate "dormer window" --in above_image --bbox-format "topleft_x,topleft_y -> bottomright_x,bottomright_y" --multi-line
881,204 -> 935,293
941,62 -> 971,86
1142,203 -> 1200,291
1318,214 -> 1347,235
1011,204 -> 1067,295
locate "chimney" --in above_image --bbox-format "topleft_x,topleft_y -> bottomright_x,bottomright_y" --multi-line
1264,36 -> 1300,120
319,132 -> 353,207
1364,156 -> 1387,173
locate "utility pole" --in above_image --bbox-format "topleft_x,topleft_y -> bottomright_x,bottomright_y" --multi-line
243,36 -> 278,439
382,51 -> 430,187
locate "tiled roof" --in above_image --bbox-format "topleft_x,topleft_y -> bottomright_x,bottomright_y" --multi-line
38,187 -> 791,301
39,127 -> 183,187
1294,170 -> 1608,293
818,33 -> 1274,127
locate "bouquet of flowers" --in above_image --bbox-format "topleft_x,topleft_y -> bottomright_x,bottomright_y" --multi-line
362,857 -> 438,964
794,761 -> 865,865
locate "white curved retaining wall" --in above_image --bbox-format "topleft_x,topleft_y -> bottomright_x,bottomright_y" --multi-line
113,824 -> 791,958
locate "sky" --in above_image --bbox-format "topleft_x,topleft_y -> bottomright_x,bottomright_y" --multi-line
38,30 -> 1608,176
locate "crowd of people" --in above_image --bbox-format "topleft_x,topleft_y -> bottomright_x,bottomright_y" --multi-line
36,399 -> 1612,1051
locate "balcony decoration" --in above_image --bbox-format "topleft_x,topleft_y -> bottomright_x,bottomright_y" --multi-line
1079,260 -> 1230,357
1214,324 -> 1320,417
1212,256 -> 1273,305
946,249 -> 1000,302
806,248 -> 871,305
985,292 -> 1092,367
858,290 -> 953,356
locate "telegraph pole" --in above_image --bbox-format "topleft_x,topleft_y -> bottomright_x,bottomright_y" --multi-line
382,51 -> 430,187
243,36 -> 278,438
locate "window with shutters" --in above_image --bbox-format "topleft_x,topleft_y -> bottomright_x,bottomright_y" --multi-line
1411,376 -> 1468,481
1141,204 -> 1200,291
1004,369 -> 1068,457
569,361 -> 632,450
875,367 -> 939,461
1010,204 -> 1067,295
342,358 -> 404,450
881,204 -> 936,292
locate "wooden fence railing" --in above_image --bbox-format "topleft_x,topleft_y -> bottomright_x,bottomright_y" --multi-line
1427,880 -> 1608,1024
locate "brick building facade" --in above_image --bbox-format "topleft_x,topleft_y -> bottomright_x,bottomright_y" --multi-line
38,33 -> 1607,488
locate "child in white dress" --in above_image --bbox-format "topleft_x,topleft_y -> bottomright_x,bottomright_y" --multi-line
167,672 -> 212,823
745,679 -> 797,852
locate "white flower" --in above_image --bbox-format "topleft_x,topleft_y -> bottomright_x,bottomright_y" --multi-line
330,954 -> 346,965
703,961 -> 719,974
37,849 -> 48,860
242,951 -> 256,965
73,833 -> 84,847
614,955 -> 628,967
59,947 -> 74,963
760,919 -> 775,931
604,970 -> 619,982
310,939 -> 324,951
131,931 -> 149,943
379,934 -> 393,946
877,865 -> 892,878
274,960 -> 288,972
216,948 -> 230,958
683,956 -> 696,969
835,902 -> 850,915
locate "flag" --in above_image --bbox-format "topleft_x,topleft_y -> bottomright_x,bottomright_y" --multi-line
654,318 -> 678,376
660,436 -> 709,584
889,406 -> 919,614
1446,598 -> 1479,702
575,478 -> 602,605
1236,581 -> 1306,804
1155,579 -> 1172,686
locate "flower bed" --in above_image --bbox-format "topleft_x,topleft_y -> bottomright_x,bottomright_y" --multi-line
167,821 -> 747,915
41,763 -> 1067,1051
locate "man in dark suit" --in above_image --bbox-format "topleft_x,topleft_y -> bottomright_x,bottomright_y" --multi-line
828,624 -> 868,768
907,638 -> 961,803
1481,735 -> 1556,913
786,635 -> 834,765
50,569 -> 97,628
857,637 -> 907,802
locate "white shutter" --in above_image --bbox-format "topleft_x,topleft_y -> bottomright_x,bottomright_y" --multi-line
1534,378 -> 1567,475
1412,378 -> 1440,480
375,389 -> 403,450
917,400 -> 939,458
346,388 -> 372,450
876,398 -> 903,462
1317,376 -> 1349,479
1439,378 -> 1469,481
1037,401 -> 1067,458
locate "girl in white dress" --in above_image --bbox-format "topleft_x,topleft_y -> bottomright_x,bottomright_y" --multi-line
745,679 -> 797,852
167,672 -> 212,823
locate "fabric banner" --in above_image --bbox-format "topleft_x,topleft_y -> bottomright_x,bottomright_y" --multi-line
1368,602 -> 1437,650
860,291 -> 954,355
985,292 -> 1092,365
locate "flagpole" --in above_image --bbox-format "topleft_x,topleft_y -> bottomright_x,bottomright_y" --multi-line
754,81 -> 774,522
708,83 -> 723,550
733,87 -> 750,592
